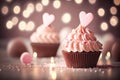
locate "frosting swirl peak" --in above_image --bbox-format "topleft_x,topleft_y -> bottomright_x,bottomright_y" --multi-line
30,24 -> 59,43
62,25 -> 102,52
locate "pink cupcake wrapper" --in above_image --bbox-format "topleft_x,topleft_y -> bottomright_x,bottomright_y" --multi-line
31,43 -> 59,57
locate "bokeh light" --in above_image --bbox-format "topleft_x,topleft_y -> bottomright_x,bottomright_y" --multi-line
97,8 -> 105,17
35,3 -> 43,12
110,16 -> 118,27
61,13 -> 71,24
26,21 -> 35,31
1,6 -> 9,15
105,51 -> 111,60
113,0 -> 120,6
53,0 -> 61,9
110,6 -> 117,15
18,21 -> 26,31
59,27 -> 72,42
50,71 -> 57,80
22,10 -> 30,18
88,0 -> 96,4
107,68 -> 112,77
41,0 -> 49,6
13,5 -> 21,14
6,20 -> 13,29
6,0 -> 12,3
103,33 -> 115,43
0,0 -> 120,39
74,0 -> 83,4
11,16 -> 19,25
100,22 -> 108,31
26,3 -> 34,14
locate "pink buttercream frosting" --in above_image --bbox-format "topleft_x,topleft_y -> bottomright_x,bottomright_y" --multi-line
62,25 -> 102,52
30,24 -> 59,43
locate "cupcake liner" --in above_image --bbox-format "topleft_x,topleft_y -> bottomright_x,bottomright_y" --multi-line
31,43 -> 59,57
62,51 -> 101,68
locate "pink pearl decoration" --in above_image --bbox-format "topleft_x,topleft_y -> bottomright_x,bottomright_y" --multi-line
20,52 -> 32,65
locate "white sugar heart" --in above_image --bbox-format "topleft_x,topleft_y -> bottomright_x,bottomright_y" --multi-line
43,13 -> 55,26
79,11 -> 94,27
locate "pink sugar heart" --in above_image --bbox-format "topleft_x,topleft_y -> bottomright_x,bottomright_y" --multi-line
79,11 -> 94,27
43,13 -> 55,26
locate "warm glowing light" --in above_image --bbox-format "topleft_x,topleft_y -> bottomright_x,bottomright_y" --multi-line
33,52 -> 37,58
27,3 -> 34,14
99,53 -> 102,59
113,0 -> 120,6
110,6 -> 117,15
18,21 -> 26,31
105,52 -> 111,60
41,0 -> 49,6
6,0 -> 12,2
103,33 -> 115,44
22,10 -> 30,18
6,20 -> 13,29
50,57 -> 55,71
107,68 -> 112,77
1,6 -> 9,15
13,5 -> 21,14
98,60 -> 103,65
35,3 -> 43,12
11,16 -> 19,25
26,21 -> 35,31
88,0 -> 96,4
74,0 -> 83,4
50,71 -> 57,80
51,57 -> 54,64
97,8 -> 105,17
100,22 -> 108,31
49,57 -> 56,80
32,67 -> 39,78
67,0 -> 72,1
53,0 -> 61,9
62,13 -> 71,24
110,16 -> 118,27
106,52 -> 111,65
32,52 -> 38,65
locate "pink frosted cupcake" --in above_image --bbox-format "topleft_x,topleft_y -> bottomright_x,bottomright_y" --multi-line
30,13 -> 59,57
62,11 -> 102,68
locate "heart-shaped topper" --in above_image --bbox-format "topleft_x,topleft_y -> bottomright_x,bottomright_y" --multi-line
42,13 -> 55,27
79,11 -> 94,27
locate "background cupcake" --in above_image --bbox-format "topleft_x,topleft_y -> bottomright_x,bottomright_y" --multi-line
30,13 -> 59,57
62,11 -> 102,68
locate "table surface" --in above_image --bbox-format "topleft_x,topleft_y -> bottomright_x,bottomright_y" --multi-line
0,41 -> 120,80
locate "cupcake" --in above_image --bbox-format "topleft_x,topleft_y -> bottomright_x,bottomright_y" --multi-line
62,11 -> 102,68
30,13 -> 59,57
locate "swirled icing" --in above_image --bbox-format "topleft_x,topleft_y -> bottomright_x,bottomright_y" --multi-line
30,24 -> 59,43
62,25 -> 102,52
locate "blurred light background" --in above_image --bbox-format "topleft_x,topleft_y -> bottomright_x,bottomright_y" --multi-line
0,0 -> 120,39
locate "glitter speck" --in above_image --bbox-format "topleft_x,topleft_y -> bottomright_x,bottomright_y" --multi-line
99,69 -> 101,72
89,69 -> 92,72
84,69 -> 87,72
102,71 -> 105,74
94,70 -> 97,73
